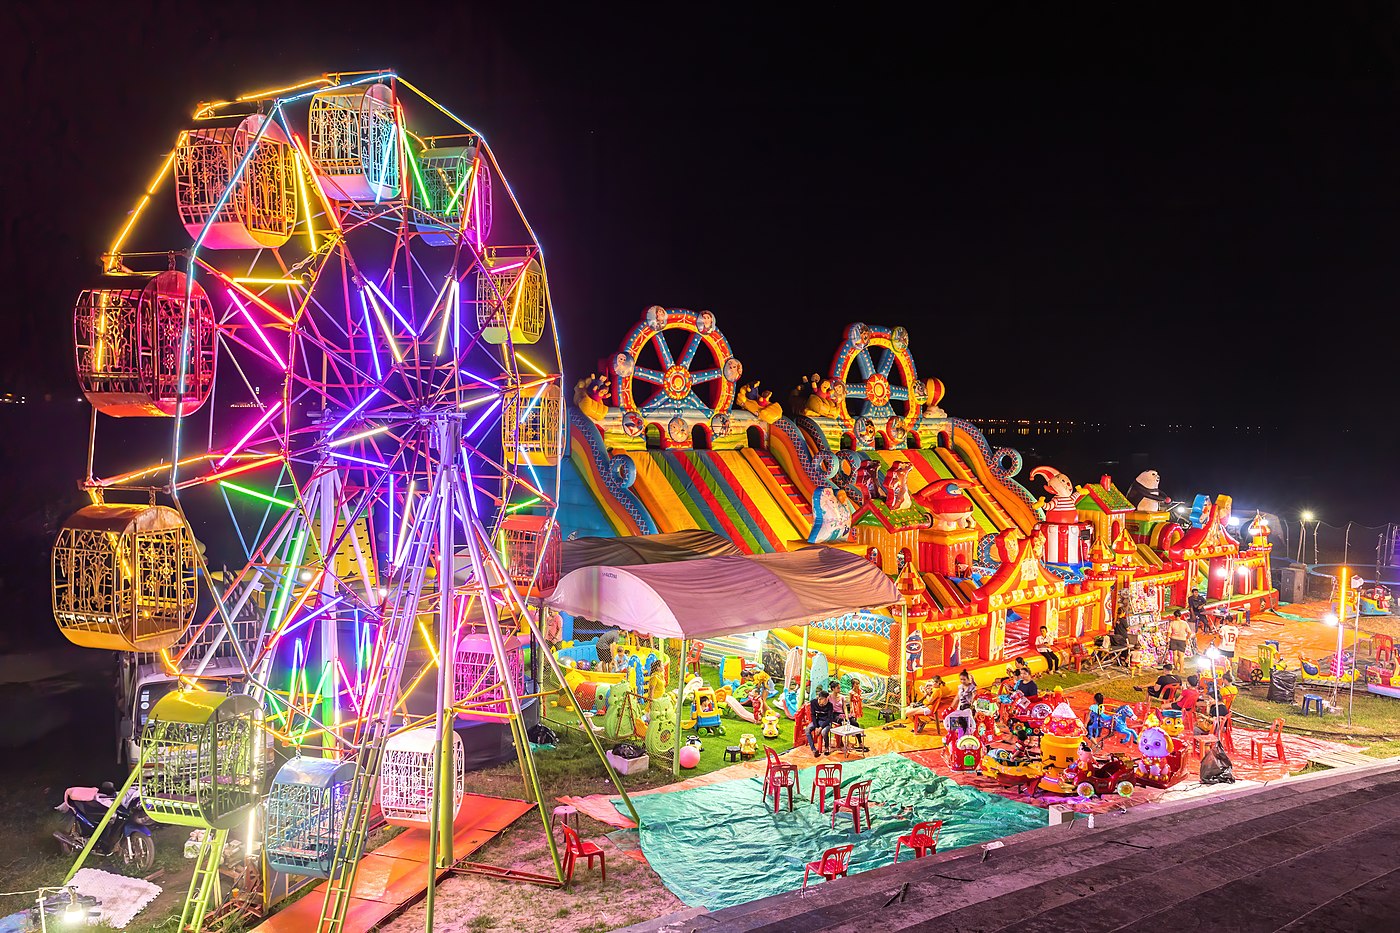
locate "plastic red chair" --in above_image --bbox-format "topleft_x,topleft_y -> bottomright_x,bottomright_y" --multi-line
1375,635 -> 1395,664
561,825 -> 605,883
893,819 -> 942,863
811,763 -> 843,812
830,779 -> 874,833
1251,718 -> 1286,762
1069,641 -> 1090,673
764,746 -> 800,811
1151,683 -> 1181,709
791,705 -> 825,754
802,844 -> 854,892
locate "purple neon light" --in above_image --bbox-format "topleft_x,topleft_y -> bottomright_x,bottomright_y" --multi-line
216,399 -> 285,468
267,594 -> 346,652
461,455 -> 480,527
464,397 -> 502,441
324,389 -> 382,439
386,472 -> 396,572
365,280 -> 418,336
358,291 -> 384,380
329,450 -> 391,469
459,368 -> 496,388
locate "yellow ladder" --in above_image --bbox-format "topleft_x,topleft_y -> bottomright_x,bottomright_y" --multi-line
316,484 -> 440,932
180,827 -> 228,933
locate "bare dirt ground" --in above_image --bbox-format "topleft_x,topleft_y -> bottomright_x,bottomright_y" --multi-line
382,817 -> 681,933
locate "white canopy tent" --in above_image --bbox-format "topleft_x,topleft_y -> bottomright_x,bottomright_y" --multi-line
546,545 -> 900,774
548,546 -> 900,639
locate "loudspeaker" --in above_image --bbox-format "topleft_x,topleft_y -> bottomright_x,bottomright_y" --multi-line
1279,567 -> 1306,603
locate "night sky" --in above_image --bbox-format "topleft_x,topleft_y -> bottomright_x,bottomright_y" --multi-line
7,4 -> 1400,430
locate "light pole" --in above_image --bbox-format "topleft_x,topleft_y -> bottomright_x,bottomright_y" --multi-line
1298,511 -> 1320,564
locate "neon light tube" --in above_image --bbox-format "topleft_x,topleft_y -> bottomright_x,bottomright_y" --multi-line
220,481 -> 295,508
459,369 -> 497,388
363,287 -> 404,363
329,423 -> 390,447
228,293 -> 287,369
386,473 -> 396,566
358,291 -> 384,378
452,279 -> 461,356
105,142 -> 181,270
464,397 -> 501,441
365,280 -> 418,336
514,352 -> 548,377
324,389 -> 381,439
329,451 -> 390,469
180,454 -> 282,489
216,401 -> 284,467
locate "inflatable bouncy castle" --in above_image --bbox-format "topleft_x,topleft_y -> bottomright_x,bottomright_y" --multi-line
547,309 -> 1278,699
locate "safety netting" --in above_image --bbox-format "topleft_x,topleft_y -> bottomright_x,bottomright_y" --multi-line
611,752 -> 1044,909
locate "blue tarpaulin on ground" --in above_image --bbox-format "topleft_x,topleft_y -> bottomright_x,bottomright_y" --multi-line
612,753 -> 1045,909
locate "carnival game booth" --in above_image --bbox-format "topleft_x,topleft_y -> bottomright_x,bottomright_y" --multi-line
547,545 -> 899,774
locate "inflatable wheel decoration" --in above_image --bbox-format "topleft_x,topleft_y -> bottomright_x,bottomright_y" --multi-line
710,411 -> 731,438
830,322 -> 923,444
613,307 -> 741,421
621,411 -> 644,437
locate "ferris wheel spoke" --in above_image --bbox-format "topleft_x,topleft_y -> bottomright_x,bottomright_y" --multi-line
678,332 -> 702,367
890,386 -> 909,402
652,332 -> 675,368
691,368 -> 722,384
633,366 -> 666,385
845,384 -> 867,398
878,348 -> 895,377
855,348 -> 875,379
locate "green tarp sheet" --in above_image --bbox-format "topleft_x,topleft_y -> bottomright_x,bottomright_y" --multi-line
611,753 -> 1045,910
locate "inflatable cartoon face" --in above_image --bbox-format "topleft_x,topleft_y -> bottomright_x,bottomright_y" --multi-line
809,486 -> 853,543
1138,726 -> 1171,758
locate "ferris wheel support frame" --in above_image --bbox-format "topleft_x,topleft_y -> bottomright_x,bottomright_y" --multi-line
67,69 -> 608,932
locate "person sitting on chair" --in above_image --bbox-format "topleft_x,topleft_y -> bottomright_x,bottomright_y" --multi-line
827,681 -> 847,725
1086,692 -> 1111,746
1142,671 -> 1182,699
807,690 -> 834,757
1014,668 -> 1040,699
1035,626 -> 1061,673
909,676 -> 945,735
942,670 -> 978,736
1172,674 -> 1201,713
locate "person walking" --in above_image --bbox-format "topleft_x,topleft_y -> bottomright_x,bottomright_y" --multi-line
1167,611 -> 1192,670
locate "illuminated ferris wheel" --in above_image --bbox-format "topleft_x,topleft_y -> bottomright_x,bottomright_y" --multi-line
48,72 -> 610,932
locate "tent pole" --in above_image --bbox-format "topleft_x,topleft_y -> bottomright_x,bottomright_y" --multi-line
485,571 -> 641,825
797,626 -> 810,706
673,638 -> 686,777
900,600 -> 909,713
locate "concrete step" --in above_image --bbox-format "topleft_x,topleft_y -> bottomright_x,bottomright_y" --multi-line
690,761 -> 1400,932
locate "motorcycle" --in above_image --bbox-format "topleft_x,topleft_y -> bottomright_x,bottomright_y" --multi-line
54,783 -> 156,871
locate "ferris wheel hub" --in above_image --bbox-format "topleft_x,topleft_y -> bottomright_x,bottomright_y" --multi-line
663,364 -> 694,400
865,373 -> 891,407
